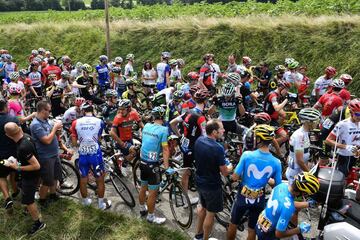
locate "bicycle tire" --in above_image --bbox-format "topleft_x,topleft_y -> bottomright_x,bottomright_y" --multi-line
57,160 -> 80,196
168,182 -> 193,229
110,173 -> 136,208
215,187 -> 234,229
132,160 -> 141,192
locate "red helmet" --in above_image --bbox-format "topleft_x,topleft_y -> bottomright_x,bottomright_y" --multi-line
187,71 -> 199,81
242,56 -> 252,65
74,97 -> 86,107
325,66 -> 337,76
278,80 -> 291,89
349,99 -> 360,113
194,89 -> 210,101
340,74 -> 352,84
183,92 -> 192,101
254,112 -> 271,124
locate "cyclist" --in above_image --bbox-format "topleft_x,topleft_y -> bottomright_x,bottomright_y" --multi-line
268,65 -> 286,93
124,54 -> 135,79
102,89 -> 118,127
311,66 -> 337,101
227,124 -> 282,240
42,57 -> 61,80
8,84 -> 36,125
46,75 -> 66,117
313,79 -> 344,120
325,98 -> 360,177
7,71 -> 26,99
70,62 -> 82,82
169,59 -> 181,86
28,60 -> 43,98
19,69 -> 37,99
28,49 -> 38,63
165,90 -> 184,129
95,55 -> 110,93
121,78 -> 139,106
138,106 -> 170,224
263,80 -> 291,145
110,99 -> 144,171
170,89 -> 209,205
256,172 -> 319,240
156,52 -> 171,91
338,73 -> 352,102
285,108 -> 321,185
111,66 -> 126,97
176,59 -> 186,82
198,53 -> 216,93
3,54 -> 17,80
59,55 -> 72,72
283,60 -> 302,94
297,66 -> 311,105
253,61 -> 272,97
71,102 -> 111,210
62,97 -> 85,125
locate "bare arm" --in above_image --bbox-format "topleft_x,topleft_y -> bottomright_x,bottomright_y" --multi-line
219,165 -> 230,177
295,150 -> 309,172
170,118 -> 182,137
325,133 -> 346,149
162,144 -> 170,169
110,127 -> 125,147
275,228 -> 300,239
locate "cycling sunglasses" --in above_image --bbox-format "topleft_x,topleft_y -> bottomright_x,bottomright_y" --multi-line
353,112 -> 360,117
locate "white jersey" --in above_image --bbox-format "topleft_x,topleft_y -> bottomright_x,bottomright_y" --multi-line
211,63 -> 221,85
124,63 -> 134,78
8,81 -> 24,92
73,116 -> 104,156
157,87 -> 173,104
286,127 -> 310,184
156,62 -> 169,84
62,106 -> 82,125
284,71 -> 303,86
311,76 -> 333,96
28,71 -> 42,88
170,67 -> 181,83
55,80 -> 69,90
330,118 -> 360,157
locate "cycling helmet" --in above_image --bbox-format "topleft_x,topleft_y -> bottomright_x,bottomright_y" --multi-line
254,124 -> 275,141
298,108 -> 321,122
19,69 -> 28,77
174,82 -> 184,91
125,78 -> 136,86
169,59 -> 177,66
161,52 -> 171,59
173,90 -> 185,100
45,51 -> 51,56
3,54 -> 12,61
275,65 -> 286,72
278,80 -> 291,89
340,74 -> 352,84
325,66 -> 337,76
294,172 -> 320,195
126,54 -> 134,60
189,85 -> 200,95
221,83 -> 235,97
9,72 -> 20,80
239,69 -> 251,79
187,71 -> 200,81
348,99 -> 360,113
62,55 -> 71,63
80,102 -> 92,111
48,74 -> 57,80
112,66 -> 121,74
81,64 -> 93,73
227,72 -> 241,86
242,56 -> 252,65
177,59 -> 185,66
284,57 -> 295,66
38,48 -> 45,54
114,56 -> 123,64
105,89 -> 118,98
8,85 -> 22,95
31,60 -> 40,67
118,99 -> 131,109
331,79 -> 345,89
99,55 -> 108,62
34,57 -> 42,63
31,50 -> 38,55
193,89 -> 209,102
254,112 -> 271,124
74,97 -> 86,107
152,106 -> 166,119
288,61 -> 299,69
61,71 -> 70,79
75,62 -> 83,69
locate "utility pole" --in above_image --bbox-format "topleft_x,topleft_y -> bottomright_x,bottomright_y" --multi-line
68,0 -> 71,12
104,0 -> 111,58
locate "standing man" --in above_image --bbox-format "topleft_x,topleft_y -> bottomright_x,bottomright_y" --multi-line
4,122 -> 46,235
198,53 -> 216,93
193,119 -> 232,240
30,101 -> 63,207
0,99 -> 19,209
71,102 -> 111,210
138,106 -> 169,224
156,52 -> 171,91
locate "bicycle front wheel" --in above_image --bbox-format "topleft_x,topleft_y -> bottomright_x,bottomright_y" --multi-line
111,173 -> 136,208
57,160 -> 80,196
168,182 -> 193,229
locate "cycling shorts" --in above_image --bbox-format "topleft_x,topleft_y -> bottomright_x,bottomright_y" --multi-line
78,150 -> 104,178
140,161 -> 161,190
256,224 -> 277,240
223,120 -> 238,134
156,82 -> 166,91
183,151 -> 195,168
116,140 -> 133,156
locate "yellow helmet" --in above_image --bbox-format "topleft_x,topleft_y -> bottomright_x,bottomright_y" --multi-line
295,172 -> 320,195
254,124 -> 275,141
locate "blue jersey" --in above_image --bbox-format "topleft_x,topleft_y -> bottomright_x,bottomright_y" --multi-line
235,149 -> 282,191
258,183 -> 295,233
96,64 -> 110,86
140,123 -> 168,162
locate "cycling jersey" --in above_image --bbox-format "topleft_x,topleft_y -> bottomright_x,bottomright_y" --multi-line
165,100 -> 181,123
256,183 -> 295,239
95,64 -> 110,86
317,92 -> 343,117
140,122 -> 168,162
213,95 -> 240,121
199,63 -> 214,88
76,75 -> 95,99
42,65 -> 61,80
328,87 -> 351,102
124,63 -> 134,78
8,99 -> 24,118
156,62 -> 170,91
112,109 -> 141,142
169,67 -> 181,84
28,71 -> 42,88
254,68 -> 272,89
181,99 -> 196,114
264,92 -> 280,121
102,103 -> 118,122
312,76 -> 333,97
62,106 -> 82,125
46,85 -> 64,117
284,71 -> 303,93
286,127 -> 310,184
330,118 -> 360,157
4,62 -> 17,78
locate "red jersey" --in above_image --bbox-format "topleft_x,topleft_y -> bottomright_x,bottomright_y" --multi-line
199,64 -> 214,88
112,109 -> 141,141
339,88 -> 351,102
42,65 -> 62,80
318,92 -> 343,117
264,92 -> 280,120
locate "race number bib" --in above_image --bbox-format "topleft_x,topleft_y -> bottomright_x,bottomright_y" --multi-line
258,213 -> 272,232
241,185 -> 264,199
322,118 -> 334,130
148,152 -> 158,161
79,144 -> 98,155
180,136 -> 190,149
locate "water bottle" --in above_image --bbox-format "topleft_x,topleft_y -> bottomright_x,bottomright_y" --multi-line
338,203 -> 351,214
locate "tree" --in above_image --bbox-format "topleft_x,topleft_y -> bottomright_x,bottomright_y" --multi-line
63,0 -> 86,10
110,0 -> 121,7
91,0 -> 105,9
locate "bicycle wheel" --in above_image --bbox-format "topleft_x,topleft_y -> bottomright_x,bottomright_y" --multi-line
57,160 -> 80,196
215,187 -> 234,228
132,160 -> 142,192
168,182 -> 193,229
110,173 -> 136,208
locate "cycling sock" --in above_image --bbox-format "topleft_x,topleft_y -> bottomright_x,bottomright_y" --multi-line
194,233 -> 204,239
98,198 -> 104,207
147,213 -> 154,219
140,204 -> 147,211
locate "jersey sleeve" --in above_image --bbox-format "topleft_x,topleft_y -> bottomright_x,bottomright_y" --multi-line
133,110 -> 141,122
160,127 -> 169,146
70,120 -> 78,139
234,151 -> 247,177
276,205 -> 295,232
20,141 -> 35,162
292,132 -> 305,151
197,116 -> 207,136
99,120 -> 105,137
273,159 -> 282,186
112,116 -> 119,128
329,121 -> 342,138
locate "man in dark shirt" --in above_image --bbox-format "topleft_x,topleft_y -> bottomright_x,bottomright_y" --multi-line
4,122 -> 46,236
193,119 -> 232,240
0,99 -> 19,209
